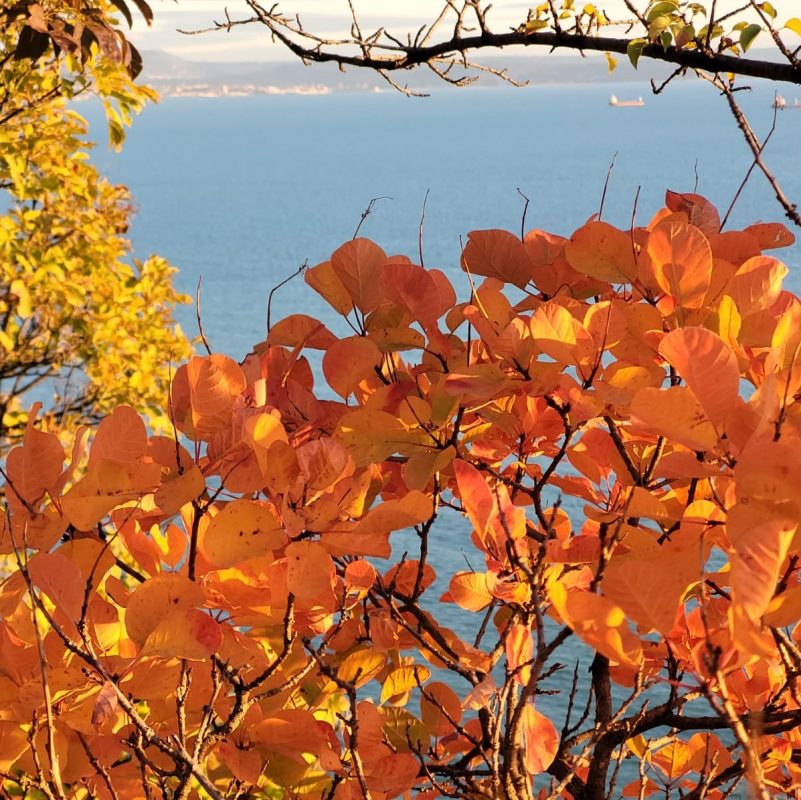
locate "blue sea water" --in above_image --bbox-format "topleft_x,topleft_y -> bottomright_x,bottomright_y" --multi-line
88,81 -> 800,794
91,80 -> 801,358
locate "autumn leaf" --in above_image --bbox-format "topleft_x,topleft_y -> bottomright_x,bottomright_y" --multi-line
323,335 -> 383,398
565,220 -> 637,283
330,238 -> 386,313
91,681 -> 119,731
521,705 -> 559,774
461,229 -> 533,288
142,607 -> 223,660
647,221 -> 713,308
658,327 -> 740,430
125,572 -> 206,646
285,541 -> 335,601
200,500 -> 286,568
447,571 -> 494,611
88,404 -> 147,466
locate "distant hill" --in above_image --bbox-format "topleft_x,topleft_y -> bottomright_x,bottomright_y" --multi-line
138,49 -> 684,96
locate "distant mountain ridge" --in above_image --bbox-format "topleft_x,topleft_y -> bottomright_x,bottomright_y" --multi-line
139,48 -> 680,95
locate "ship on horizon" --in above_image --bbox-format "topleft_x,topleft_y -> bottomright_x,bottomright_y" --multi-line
609,94 -> 645,107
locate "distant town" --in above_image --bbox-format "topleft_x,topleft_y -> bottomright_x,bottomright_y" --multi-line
139,49 -> 676,98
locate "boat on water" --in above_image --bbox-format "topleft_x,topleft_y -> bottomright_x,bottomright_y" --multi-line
609,94 -> 645,107
773,95 -> 787,109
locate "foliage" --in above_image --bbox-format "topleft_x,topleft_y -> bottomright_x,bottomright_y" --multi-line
0,0 -> 192,443
2,193 -> 801,800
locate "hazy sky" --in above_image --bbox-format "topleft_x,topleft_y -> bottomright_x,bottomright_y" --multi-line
131,1 -> 771,62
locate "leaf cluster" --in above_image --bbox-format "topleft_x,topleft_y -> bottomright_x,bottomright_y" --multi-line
0,2 -> 192,447
3,193 -> 801,799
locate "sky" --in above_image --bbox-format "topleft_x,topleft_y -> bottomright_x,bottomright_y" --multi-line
129,1 -> 771,62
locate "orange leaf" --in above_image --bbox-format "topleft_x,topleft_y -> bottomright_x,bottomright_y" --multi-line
664,191 -> 720,236
521,705 -> 559,774
251,709 -> 333,762
154,465 -> 205,517
142,607 -> 223,660
735,438 -> 801,505
344,560 -> 377,595
461,229 -> 532,288
421,681 -> 462,736
28,552 -> 85,622
5,409 -> 64,506
267,313 -> 338,350
725,255 -> 787,316
602,545 -> 703,635
173,355 -> 246,441
305,259 -> 354,315
744,221 -> 795,250
352,493 -> 434,548
330,238 -> 386,313
647,221 -> 712,308
61,460 -> 161,531
285,541 -> 334,601
91,681 -> 118,731
726,502 -> 797,621
453,459 -> 494,540
565,220 -> 637,283
530,302 -> 596,366
323,335 -> 383,398
448,572 -> 493,611
88,405 -> 147,466
505,623 -> 533,685
659,327 -> 740,429
218,740 -> 263,785
380,259 -> 443,327
630,387 -> 719,452
548,582 -> 643,668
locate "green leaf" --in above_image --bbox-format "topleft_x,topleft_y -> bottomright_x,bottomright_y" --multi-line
660,30 -> 673,50
648,15 -> 671,38
627,38 -> 646,68
785,18 -> 801,37
647,2 -> 679,22
604,52 -> 618,74
739,23 -> 761,52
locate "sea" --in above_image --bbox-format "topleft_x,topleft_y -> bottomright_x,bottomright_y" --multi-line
88,80 -> 800,794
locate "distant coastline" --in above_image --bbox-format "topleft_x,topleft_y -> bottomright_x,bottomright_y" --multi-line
137,47 -> 784,98
138,48 -> 662,98
150,82 -> 336,98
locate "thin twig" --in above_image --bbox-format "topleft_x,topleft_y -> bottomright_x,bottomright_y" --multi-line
598,151 -> 618,221
353,196 -> 391,239
418,188 -> 430,267
196,277 -> 212,355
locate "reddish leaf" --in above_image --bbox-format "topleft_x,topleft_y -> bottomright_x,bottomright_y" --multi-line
330,238 -> 386,312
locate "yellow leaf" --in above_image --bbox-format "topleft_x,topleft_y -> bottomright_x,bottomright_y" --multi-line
201,500 -> 286,568
380,664 -> 430,704
125,573 -> 206,646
